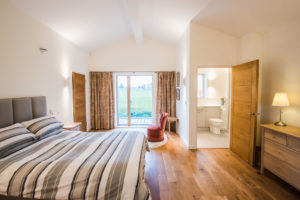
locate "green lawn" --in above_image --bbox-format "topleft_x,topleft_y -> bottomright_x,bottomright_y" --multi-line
118,88 -> 152,118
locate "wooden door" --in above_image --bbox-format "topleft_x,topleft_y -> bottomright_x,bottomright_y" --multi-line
72,72 -> 87,131
230,60 -> 259,166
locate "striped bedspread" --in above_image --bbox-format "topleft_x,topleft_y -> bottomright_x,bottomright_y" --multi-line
0,130 -> 150,200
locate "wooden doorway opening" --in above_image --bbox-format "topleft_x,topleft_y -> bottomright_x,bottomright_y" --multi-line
196,60 -> 259,166
72,72 -> 87,131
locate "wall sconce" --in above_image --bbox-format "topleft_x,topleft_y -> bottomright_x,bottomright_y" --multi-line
39,47 -> 48,53
64,78 -> 70,87
182,77 -> 186,85
49,109 -> 60,116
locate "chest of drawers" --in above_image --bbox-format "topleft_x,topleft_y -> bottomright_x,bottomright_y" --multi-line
261,124 -> 300,190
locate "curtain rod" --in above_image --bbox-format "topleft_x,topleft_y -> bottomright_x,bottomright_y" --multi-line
89,71 -> 176,73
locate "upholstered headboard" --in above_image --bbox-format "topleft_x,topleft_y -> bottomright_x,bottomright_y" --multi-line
0,96 -> 47,128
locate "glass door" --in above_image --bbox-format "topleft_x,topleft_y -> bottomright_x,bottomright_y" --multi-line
116,74 -> 153,126
116,76 -> 128,126
130,76 -> 153,125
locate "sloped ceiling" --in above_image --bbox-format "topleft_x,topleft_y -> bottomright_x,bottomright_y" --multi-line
9,0 -> 210,51
194,0 -> 300,37
9,0 -> 300,51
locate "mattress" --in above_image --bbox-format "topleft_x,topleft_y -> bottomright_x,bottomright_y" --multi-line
0,129 -> 150,200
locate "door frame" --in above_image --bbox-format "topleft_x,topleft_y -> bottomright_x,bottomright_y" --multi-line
195,60 -> 259,165
113,72 -> 157,127
196,66 -> 232,135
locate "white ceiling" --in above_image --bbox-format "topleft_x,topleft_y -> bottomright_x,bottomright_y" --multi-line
194,0 -> 300,37
9,0 -> 300,51
9,0 -> 210,51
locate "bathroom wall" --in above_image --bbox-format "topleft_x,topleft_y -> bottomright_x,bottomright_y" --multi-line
197,68 -> 231,130
197,68 -> 230,105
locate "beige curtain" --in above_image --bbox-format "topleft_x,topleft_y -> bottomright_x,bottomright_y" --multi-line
90,72 -> 115,130
156,72 -> 176,131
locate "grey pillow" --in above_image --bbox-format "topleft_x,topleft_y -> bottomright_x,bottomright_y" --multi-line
0,123 -> 36,158
22,116 -> 63,139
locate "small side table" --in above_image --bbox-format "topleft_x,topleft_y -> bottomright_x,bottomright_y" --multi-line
167,117 -> 178,133
63,122 -> 82,131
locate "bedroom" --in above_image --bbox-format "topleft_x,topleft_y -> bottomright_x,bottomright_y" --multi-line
0,0 -> 300,199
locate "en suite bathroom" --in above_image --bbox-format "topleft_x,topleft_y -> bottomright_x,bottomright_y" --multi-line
197,67 -> 231,148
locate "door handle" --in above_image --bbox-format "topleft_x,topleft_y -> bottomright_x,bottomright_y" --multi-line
248,112 -> 260,116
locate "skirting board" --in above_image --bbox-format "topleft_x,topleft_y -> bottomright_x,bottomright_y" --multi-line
177,132 -> 197,149
197,127 -> 209,132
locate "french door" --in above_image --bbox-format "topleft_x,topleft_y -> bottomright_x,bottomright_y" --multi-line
115,73 -> 154,126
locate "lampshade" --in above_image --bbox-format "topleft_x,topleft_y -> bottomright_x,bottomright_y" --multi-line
272,93 -> 290,107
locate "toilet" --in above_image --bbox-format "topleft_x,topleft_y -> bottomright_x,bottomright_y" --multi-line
209,118 -> 224,134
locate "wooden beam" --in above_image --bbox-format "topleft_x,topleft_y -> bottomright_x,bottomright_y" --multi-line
119,0 -> 143,43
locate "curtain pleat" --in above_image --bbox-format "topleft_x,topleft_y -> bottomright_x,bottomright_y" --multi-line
90,72 -> 115,130
156,72 -> 176,131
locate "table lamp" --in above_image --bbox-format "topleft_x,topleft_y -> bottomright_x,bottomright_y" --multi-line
272,93 -> 290,126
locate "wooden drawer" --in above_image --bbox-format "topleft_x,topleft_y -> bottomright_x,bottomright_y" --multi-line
264,140 -> 300,170
265,129 -> 286,145
287,136 -> 300,153
264,153 -> 300,190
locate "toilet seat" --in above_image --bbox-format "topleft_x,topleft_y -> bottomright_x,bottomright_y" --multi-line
209,118 -> 224,134
209,118 -> 223,123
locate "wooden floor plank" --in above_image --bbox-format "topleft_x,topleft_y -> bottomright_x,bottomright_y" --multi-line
145,132 -> 300,200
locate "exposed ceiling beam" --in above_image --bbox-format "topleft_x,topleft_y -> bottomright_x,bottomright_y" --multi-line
119,0 -> 143,43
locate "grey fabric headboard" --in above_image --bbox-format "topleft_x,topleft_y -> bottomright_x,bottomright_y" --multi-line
0,96 -> 47,128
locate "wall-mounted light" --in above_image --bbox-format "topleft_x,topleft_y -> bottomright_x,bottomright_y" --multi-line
39,47 -> 48,53
49,109 -> 60,116
182,77 -> 186,85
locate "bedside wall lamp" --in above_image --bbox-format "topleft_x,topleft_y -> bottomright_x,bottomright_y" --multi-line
39,47 -> 48,53
272,93 -> 290,126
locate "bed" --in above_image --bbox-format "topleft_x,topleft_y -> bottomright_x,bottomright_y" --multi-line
0,97 -> 150,200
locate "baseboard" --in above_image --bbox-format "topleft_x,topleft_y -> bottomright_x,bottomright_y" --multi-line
176,132 -> 189,148
188,144 -> 197,149
197,127 -> 209,132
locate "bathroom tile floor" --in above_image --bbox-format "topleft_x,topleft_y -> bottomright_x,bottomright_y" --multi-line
197,130 -> 230,148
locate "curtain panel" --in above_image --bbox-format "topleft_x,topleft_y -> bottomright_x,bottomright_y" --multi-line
156,72 -> 176,131
90,72 -> 115,130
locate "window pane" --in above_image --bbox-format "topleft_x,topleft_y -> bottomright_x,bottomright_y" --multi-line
198,74 -> 207,98
130,76 -> 152,125
204,74 -> 207,97
198,74 -> 204,97
117,76 -> 128,125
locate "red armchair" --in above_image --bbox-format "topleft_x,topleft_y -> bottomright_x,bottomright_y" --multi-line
147,112 -> 168,142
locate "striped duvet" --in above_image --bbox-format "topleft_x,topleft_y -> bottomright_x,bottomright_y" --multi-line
0,130 -> 150,200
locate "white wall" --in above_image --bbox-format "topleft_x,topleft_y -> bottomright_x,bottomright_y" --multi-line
238,32 -> 263,146
176,27 -> 191,148
0,0 -> 90,129
89,37 -> 176,71
238,33 -> 263,63
188,21 -> 238,148
261,22 -> 300,128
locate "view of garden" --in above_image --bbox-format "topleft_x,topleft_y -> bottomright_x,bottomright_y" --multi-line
117,75 -> 153,125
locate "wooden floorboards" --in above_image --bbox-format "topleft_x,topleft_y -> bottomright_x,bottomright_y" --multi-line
145,132 -> 300,200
